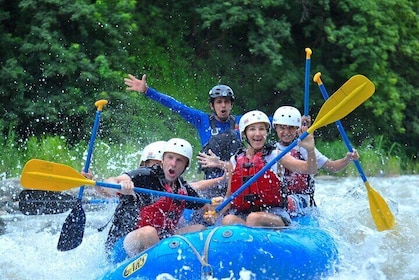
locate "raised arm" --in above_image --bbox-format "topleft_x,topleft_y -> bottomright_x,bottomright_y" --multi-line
124,73 -> 209,146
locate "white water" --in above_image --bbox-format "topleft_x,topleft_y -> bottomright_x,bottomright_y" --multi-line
0,175 -> 418,280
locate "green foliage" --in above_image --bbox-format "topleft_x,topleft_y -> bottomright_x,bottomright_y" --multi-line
0,0 -> 136,144
0,125 -> 22,178
312,0 -> 418,156
23,136 -> 82,165
0,0 -> 418,167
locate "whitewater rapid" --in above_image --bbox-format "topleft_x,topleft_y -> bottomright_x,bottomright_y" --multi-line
0,175 -> 417,279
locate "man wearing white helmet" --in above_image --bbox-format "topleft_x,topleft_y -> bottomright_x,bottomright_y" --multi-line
200,110 -> 317,227
272,106 -> 359,212
103,138 -> 216,264
140,140 -> 226,192
124,74 -> 241,186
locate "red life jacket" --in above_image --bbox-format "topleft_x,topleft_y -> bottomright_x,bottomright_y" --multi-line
283,149 -> 316,207
137,183 -> 187,238
284,149 -> 311,194
230,150 -> 285,212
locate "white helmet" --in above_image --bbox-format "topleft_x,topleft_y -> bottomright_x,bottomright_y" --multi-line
239,110 -> 271,140
272,106 -> 302,128
163,138 -> 193,168
140,141 -> 167,163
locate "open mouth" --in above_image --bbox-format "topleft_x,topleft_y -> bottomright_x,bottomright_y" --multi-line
252,138 -> 264,144
169,169 -> 175,175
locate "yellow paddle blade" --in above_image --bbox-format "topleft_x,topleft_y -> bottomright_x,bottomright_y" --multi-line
309,75 -> 375,133
20,159 -> 95,191
366,182 -> 396,231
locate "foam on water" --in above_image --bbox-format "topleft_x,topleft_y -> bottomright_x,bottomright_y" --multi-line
315,175 -> 418,280
0,175 -> 418,279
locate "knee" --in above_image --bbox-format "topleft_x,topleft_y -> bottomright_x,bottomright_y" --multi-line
245,212 -> 260,226
222,214 -> 237,225
141,226 -> 160,246
142,225 -> 158,237
124,226 -> 159,257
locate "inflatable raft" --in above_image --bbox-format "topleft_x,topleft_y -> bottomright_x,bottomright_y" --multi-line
101,215 -> 338,279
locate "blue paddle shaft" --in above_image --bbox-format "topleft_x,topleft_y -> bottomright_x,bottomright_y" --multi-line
304,59 -> 311,116
77,109 -> 102,199
215,131 -> 309,212
318,83 -> 368,183
95,181 -> 212,205
84,110 -> 101,173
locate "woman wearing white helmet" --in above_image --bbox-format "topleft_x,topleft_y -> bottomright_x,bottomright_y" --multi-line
272,106 -> 359,214
200,110 -> 317,227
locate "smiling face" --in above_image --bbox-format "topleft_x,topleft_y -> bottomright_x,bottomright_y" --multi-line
210,97 -> 233,122
275,124 -> 298,145
244,122 -> 269,151
162,152 -> 189,183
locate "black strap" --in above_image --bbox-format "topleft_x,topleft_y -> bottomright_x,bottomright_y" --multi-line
209,114 -> 236,132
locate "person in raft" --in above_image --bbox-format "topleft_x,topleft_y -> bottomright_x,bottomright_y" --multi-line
103,138 -> 222,263
272,106 -> 359,215
124,74 -> 240,195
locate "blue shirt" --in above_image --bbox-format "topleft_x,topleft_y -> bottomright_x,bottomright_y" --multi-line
145,87 -> 241,147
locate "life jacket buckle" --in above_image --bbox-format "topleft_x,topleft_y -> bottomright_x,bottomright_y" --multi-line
211,127 -> 219,135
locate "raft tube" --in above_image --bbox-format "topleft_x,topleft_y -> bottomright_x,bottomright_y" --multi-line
101,215 -> 338,279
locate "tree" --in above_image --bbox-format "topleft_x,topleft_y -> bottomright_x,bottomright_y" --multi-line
1,0 -> 417,159
194,0 -> 418,157
0,0 -> 137,144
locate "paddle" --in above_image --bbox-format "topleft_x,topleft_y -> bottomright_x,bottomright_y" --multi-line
313,72 -> 395,231
18,190 -> 117,215
215,74 -> 375,212
57,99 -> 108,251
20,159 -> 212,205
304,48 -> 312,117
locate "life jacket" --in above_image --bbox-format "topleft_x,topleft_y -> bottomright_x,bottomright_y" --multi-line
283,149 -> 316,206
137,182 -> 187,238
230,146 -> 286,212
200,114 -> 241,179
105,166 -> 193,253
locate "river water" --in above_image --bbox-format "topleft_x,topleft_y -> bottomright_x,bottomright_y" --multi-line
0,175 -> 417,280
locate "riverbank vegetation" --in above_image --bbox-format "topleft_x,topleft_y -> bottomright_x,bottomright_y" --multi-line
1,132 -> 417,180
1,1 -> 417,178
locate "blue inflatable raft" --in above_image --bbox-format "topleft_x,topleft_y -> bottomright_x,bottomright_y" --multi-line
101,215 -> 338,279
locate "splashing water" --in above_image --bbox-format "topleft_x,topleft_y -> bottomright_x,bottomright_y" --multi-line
0,175 -> 417,279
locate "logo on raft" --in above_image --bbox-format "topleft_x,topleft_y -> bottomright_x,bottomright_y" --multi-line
123,253 -> 148,277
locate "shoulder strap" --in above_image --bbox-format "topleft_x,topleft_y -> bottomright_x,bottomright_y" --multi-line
208,114 -> 218,134
209,114 -> 217,129
262,142 -> 276,157
228,115 -> 236,130
235,146 -> 247,158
